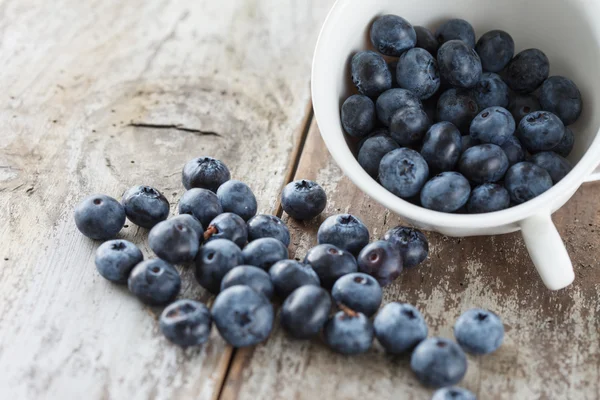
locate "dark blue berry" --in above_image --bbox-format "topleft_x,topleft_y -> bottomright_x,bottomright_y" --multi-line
304,244 -> 358,289
216,180 -> 257,221
121,185 -> 169,229
469,106 -> 515,146
551,127 -> 574,157
530,151 -> 572,183
317,214 -> 369,256
508,93 -> 541,125
436,88 -> 479,133
437,40 -> 482,88
178,188 -> 223,228
269,259 -> 320,298
74,194 -> 126,240
504,162 -> 553,204
389,107 -> 431,146
421,172 -> 471,213
397,48 -> 440,100
351,51 -> 392,98
414,25 -> 438,56
421,121 -> 462,171
475,30 -> 514,72
357,132 -> 400,177
241,237 -> 288,270
539,76 -> 583,125
170,214 -> 204,241
148,218 -> 199,264
454,308 -> 504,354
460,135 -> 480,152
247,214 -> 290,246
357,240 -> 402,286
459,144 -> 509,183
220,265 -> 274,299
374,302 -> 428,354
332,273 -> 382,317
341,95 -> 376,138
433,387 -> 476,400
500,135 -> 526,166
128,259 -> 181,306
182,156 -> 230,192
379,148 -> 429,199
194,238 -> 243,294
281,285 -> 331,339
435,19 -> 475,48
410,337 -> 467,388
467,183 -> 510,213
204,212 -> 248,248
160,299 -> 211,347
376,88 -> 422,126
95,239 -> 143,283
324,310 -> 373,355
281,179 -> 327,220
472,72 -> 510,109
370,14 -> 416,56
383,226 -> 428,268
505,49 -> 549,93
518,111 -> 565,152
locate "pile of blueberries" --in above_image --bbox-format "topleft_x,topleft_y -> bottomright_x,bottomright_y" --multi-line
344,15 -> 582,213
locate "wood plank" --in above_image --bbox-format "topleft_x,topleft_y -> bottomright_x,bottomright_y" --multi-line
220,119 -> 600,400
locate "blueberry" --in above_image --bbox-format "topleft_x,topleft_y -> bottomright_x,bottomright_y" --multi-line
127,259 -> 181,306
269,259 -> 321,298
376,88 -> 422,126
74,194 -> 126,240
432,387 -> 476,400
421,172 -> 471,213
421,121 -> 462,171
383,226 -> 429,268
148,218 -> 199,264
460,135 -> 480,152
317,214 -> 369,256
504,162 -> 553,204
551,127 -> 574,157
281,285 -> 331,339
178,188 -> 223,228
472,72 -> 510,109
211,285 -> 273,347
170,214 -> 204,240
389,106 -> 431,147
160,299 -> 211,347
518,111 -> 565,152
324,310 -> 373,355
469,106 -> 515,146
475,30 -> 514,72
216,180 -> 257,221
530,151 -> 572,183
414,26 -> 438,56
459,144 -> 509,183
121,185 -> 169,229
357,132 -> 400,177
500,135 -> 526,167
505,49 -> 550,93
508,93 -> 541,125
182,156 -> 230,192
304,244 -> 358,289
357,240 -> 402,286
247,214 -> 290,246
341,94 -> 376,138
194,238 -> 243,294
436,88 -> 479,133
95,239 -> 143,283
435,19 -> 476,48
410,337 -> 467,388
437,40 -> 482,88
332,273 -> 382,316
370,14 -> 416,56
351,51 -> 392,98
379,148 -> 429,198
220,265 -> 274,299
204,212 -> 248,248
374,302 -> 428,354
467,183 -> 510,213
539,76 -> 583,125
454,308 -> 504,354
397,48 -> 440,100
281,179 -> 327,220
241,237 -> 289,270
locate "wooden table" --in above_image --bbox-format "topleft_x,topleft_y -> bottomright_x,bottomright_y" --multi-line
1,1 -> 599,399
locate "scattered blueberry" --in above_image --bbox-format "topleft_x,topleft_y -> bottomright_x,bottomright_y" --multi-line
304,244 -> 358,289
432,387 -> 476,400
467,183 -> 511,213
435,19 -> 476,48
383,226 -> 429,268
182,156 -> 230,192
341,95 -> 376,138
357,132 -> 400,177
551,127 -> 574,158
170,213 -> 204,241
204,212 -> 248,248
247,214 -> 290,246
178,188 -> 223,228
454,308 -> 504,354
410,337 -> 467,388
324,309 -> 374,355
508,93 -> 541,125
379,148 -> 429,199
420,121 -> 462,171
376,88 -> 422,126
420,172 -> 471,213
194,238 -> 243,294
121,185 -> 169,229
127,259 -> 181,306
504,162 -> 553,204
370,14 -> 416,56
389,106 -> 431,146
216,180 -> 257,221
459,144 -> 509,183
357,240 -> 403,286
269,259 -> 321,298
281,179 -> 327,220
500,135 -> 526,166
460,135 -> 480,152
281,285 -> 332,339
95,239 -> 143,283
148,218 -> 199,264
414,25 -> 438,56
469,106 -> 515,146
220,265 -> 274,299
160,299 -> 211,347
518,111 -> 565,152
530,151 -> 572,183
397,48 -> 440,100
539,76 -> 583,125
505,49 -> 549,93
472,72 -> 510,109
332,273 -> 382,317
437,40 -> 482,88
241,237 -> 289,270
351,51 -> 392,98
317,214 -> 369,256
74,194 -> 126,240
436,88 -> 479,133
374,302 -> 428,354
475,30 -> 514,72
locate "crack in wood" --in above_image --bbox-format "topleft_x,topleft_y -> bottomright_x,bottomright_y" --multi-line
127,122 -> 222,137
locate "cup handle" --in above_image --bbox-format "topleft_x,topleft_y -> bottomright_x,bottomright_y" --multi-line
520,214 -> 574,290
584,163 -> 600,183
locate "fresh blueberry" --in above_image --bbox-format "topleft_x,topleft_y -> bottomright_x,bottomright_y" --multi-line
508,93 -> 541,125
178,188 -> 223,228
341,94 -> 376,138
182,156 -> 230,192
432,387 -> 476,400
74,194 -> 126,240
414,25 -> 438,56
421,172 -> 471,213
160,299 -> 211,347
357,132 -> 400,177
454,308 -> 504,354
370,14 -> 416,56
504,162 -> 553,204
500,135 -> 526,167
170,214 -> 204,240
324,309 -> 373,355
121,185 -> 169,229
410,337 -> 468,388
357,240 -> 402,286
204,212 -> 248,248
241,237 -> 288,270
194,238 -> 243,294
539,76 -> 583,125
530,151 -> 572,183
397,48 -> 440,100
551,127 -> 574,157
467,183 -> 510,213
459,144 -> 509,183
281,179 -> 327,220
383,226 -> 429,268
437,40 -> 482,88
281,285 -> 331,339
351,51 -> 392,98
148,218 -> 199,264
216,180 -> 257,221
469,106 -> 515,146
95,239 -> 143,283
389,106 -> 432,146
505,49 -> 550,93
436,88 -> 479,133
304,244 -> 358,289
317,214 -> 369,256
475,30 -> 514,72
127,259 -> 181,306
379,148 -> 429,199
472,72 -> 510,109
247,214 -> 290,246
332,273 -> 382,317
518,111 -> 565,152
376,88 -> 422,126
220,265 -> 274,299
269,259 -> 321,298
421,121 -> 462,171
435,19 -> 476,48
374,302 -> 428,354
461,135 -> 480,152
211,285 -> 273,347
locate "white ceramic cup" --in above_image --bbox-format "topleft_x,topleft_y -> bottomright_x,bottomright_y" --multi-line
311,0 -> 600,290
